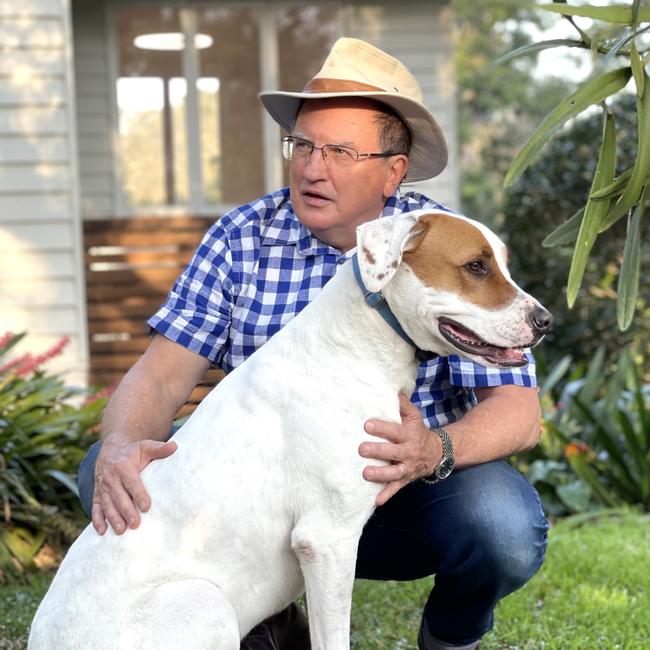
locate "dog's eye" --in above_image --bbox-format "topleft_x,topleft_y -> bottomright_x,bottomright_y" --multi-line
465,260 -> 488,277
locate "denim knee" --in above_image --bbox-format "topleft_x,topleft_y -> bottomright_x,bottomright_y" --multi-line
445,462 -> 548,592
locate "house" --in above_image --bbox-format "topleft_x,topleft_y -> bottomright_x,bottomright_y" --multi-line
1,0 -> 458,391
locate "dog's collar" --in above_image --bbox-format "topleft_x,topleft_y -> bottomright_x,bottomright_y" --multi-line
351,254 -> 437,363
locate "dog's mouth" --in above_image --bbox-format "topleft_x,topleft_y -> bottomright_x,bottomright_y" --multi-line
438,318 -> 528,368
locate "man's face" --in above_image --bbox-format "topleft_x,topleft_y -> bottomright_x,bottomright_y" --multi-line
289,98 -> 407,252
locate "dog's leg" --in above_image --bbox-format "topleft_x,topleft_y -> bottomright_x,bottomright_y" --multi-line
129,579 -> 240,650
292,526 -> 360,650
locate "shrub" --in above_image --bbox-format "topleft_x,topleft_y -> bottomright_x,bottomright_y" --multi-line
0,333 -> 109,581
524,346 -> 650,516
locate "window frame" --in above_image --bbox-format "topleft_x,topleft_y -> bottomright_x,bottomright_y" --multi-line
107,0 -> 341,217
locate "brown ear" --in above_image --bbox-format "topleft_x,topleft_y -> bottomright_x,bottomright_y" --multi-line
402,214 -> 437,253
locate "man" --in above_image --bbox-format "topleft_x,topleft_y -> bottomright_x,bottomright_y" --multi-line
78,38 -> 548,650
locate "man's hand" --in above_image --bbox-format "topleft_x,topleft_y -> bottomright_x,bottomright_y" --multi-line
92,439 -> 178,535
359,394 -> 441,506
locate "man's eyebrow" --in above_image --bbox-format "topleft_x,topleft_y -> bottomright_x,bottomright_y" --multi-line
291,133 -> 357,148
290,132 -> 312,141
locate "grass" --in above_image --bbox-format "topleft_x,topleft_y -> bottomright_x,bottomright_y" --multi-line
350,509 -> 650,649
2,510 -> 649,649
0,570 -> 52,649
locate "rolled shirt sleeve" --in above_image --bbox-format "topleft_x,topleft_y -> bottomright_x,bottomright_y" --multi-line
148,220 -> 236,366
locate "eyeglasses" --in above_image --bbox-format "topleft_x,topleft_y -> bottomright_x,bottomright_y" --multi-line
282,136 -> 404,171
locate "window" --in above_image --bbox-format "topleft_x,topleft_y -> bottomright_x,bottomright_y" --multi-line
114,4 -> 340,214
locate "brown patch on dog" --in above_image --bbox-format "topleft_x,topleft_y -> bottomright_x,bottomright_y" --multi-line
402,214 -> 517,309
362,246 -> 376,264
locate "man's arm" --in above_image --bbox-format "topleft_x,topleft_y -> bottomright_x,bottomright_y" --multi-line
92,334 -> 211,535
359,385 -> 541,505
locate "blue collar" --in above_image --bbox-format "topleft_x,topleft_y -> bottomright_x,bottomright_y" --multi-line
351,254 -> 437,363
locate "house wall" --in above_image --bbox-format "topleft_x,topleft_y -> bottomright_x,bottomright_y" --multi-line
344,1 -> 458,206
74,0 -> 459,219
72,0 -> 114,219
0,0 -> 88,383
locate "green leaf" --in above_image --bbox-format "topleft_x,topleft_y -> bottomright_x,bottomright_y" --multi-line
504,67 -> 631,188
601,72 -> 650,230
630,364 -> 650,452
590,165 -> 634,200
577,346 -> 606,407
542,3 -> 650,24
616,188 -> 645,330
542,207 -> 584,247
0,527 -> 46,567
632,0 -> 643,29
45,470 -> 80,497
0,332 -> 27,361
631,42 -> 645,98
566,454 -> 621,508
557,480 -> 593,512
539,354 -> 573,399
567,110 -> 617,307
495,39 -> 584,65
614,409 -> 648,490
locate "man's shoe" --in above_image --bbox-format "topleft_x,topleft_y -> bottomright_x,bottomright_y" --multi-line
240,603 -> 311,650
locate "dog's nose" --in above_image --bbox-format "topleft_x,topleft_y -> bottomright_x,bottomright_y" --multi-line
530,305 -> 553,335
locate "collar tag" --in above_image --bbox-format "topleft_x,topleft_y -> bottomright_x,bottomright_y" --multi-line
363,290 -> 385,309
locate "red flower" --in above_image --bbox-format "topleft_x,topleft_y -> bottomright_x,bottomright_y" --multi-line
0,336 -> 70,377
564,442 -> 590,458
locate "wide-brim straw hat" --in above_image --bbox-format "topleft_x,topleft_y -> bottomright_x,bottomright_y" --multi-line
260,37 -> 448,183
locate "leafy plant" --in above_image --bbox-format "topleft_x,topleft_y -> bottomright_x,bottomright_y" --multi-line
502,0 -> 650,330
0,332 -> 109,580
515,353 -> 597,516
539,346 -> 650,513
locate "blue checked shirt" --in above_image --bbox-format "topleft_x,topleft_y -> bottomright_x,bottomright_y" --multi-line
149,187 -> 536,427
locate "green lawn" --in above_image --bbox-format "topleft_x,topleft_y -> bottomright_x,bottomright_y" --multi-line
2,510 -> 649,649
351,510 -> 650,649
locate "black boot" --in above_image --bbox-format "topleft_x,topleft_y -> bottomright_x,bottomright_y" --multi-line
240,603 -> 311,650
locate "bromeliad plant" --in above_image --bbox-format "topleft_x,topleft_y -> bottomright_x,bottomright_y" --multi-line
0,332 -> 109,579
541,346 -> 650,513
501,1 -> 650,330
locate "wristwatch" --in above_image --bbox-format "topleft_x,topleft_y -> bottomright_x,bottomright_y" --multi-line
421,426 -> 455,485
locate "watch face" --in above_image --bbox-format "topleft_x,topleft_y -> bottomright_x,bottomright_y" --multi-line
437,457 -> 455,480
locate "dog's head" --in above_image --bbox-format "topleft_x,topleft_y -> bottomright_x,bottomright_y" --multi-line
356,209 -> 552,368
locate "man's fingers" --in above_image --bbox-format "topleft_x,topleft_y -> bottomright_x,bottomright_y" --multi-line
91,502 -> 107,535
364,420 -> 403,443
375,479 -> 407,506
398,392 -> 420,418
90,438 -> 175,536
141,439 -> 177,464
100,491 -> 128,535
363,462 -> 408,484
121,471 -> 150,517
359,440 -> 405,462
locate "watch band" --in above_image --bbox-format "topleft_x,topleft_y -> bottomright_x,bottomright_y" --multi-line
421,426 -> 455,485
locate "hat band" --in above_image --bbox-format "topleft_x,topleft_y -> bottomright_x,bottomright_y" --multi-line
302,78 -> 385,94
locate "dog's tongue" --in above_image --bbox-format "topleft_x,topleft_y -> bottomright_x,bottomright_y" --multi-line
439,319 -> 527,367
485,347 -> 527,366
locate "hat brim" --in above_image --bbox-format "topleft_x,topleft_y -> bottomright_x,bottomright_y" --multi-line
259,90 -> 448,183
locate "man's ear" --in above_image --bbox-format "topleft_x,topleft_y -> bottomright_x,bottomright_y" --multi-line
383,155 -> 409,198
356,212 -> 424,292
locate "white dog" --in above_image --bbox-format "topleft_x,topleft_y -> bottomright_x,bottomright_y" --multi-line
29,209 -> 551,650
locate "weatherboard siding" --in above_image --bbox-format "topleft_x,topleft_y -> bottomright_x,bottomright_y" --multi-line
0,0 -> 88,384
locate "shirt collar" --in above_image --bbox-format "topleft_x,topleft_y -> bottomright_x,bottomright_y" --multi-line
259,188 -> 403,258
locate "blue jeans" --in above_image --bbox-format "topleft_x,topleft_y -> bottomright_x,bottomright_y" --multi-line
77,443 -> 547,646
